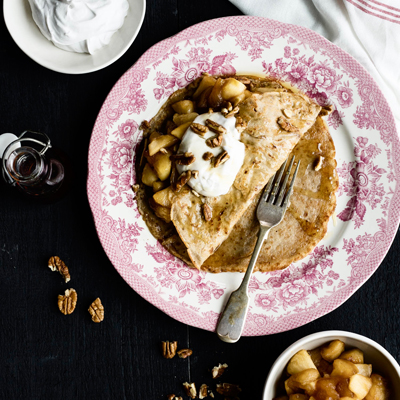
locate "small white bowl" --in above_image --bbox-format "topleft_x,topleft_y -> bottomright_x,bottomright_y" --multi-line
263,330 -> 400,399
3,0 -> 145,74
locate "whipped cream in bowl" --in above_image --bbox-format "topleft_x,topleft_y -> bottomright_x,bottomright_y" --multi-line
28,0 -> 129,54
176,112 -> 245,197
4,0 -> 145,73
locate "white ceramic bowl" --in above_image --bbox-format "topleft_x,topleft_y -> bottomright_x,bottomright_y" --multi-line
3,0 -> 146,74
263,330 -> 400,399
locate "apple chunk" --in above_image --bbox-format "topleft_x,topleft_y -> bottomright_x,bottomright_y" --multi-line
349,374 -> 372,399
153,186 -> 175,207
331,359 -> 358,378
321,340 -> 345,362
172,100 -> 195,114
148,135 -> 178,156
287,350 -> 317,375
142,163 -> 158,186
340,348 -> 364,364
153,152 -> 172,181
171,121 -> 191,139
221,78 -> 246,100
365,373 -> 390,400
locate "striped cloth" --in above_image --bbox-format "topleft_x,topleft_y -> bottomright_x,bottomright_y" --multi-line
229,0 -> 400,134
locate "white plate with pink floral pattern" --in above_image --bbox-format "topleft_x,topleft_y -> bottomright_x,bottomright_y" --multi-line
87,16 -> 400,335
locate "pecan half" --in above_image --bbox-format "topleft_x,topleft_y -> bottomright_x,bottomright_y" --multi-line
212,363 -> 228,379
203,152 -> 214,161
216,383 -> 241,397
319,104 -> 334,116
206,135 -> 223,148
199,384 -> 208,399
203,204 -> 212,222
58,288 -> 77,315
177,348 -> 193,359
191,122 -> 208,136
170,152 -> 196,166
161,341 -> 178,359
277,116 -> 298,132
173,171 -> 192,192
88,298 -> 104,323
182,383 -> 196,399
214,151 -> 230,168
48,256 -> 71,283
205,119 -> 226,135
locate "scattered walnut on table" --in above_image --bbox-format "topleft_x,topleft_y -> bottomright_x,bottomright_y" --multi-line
161,341 -> 178,359
199,384 -> 208,399
177,348 -> 193,359
216,383 -> 241,397
48,256 -> 71,283
277,116 -> 298,132
88,298 -> 104,323
211,363 -> 228,379
182,382 -> 197,399
58,288 -> 77,315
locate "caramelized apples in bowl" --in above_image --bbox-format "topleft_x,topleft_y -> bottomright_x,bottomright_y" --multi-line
263,331 -> 400,400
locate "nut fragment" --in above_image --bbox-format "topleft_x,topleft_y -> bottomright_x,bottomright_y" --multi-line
234,76 -> 251,85
319,104 -> 334,116
88,297 -> 104,323
182,382 -> 196,399
170,152 -> 196,166
277,116 -> 298,132
48,256 -> 71,283
214,151 -> 230,168
173,171 -> 192,192
235,116 -> 247,129
191,122 -> 208,136
159,148 -> 168,154
203,152 -> 214,161
212,363 -> 228,379
206,135 -> 223,148
192,170 -> 199,179
177,348 -> 193,359
192,190 -> 200,197
199,384 -> 208,399
167,395 -> 182,400
203,204 -> 212,222
224,106 -> 240,118
139,120 -> 150,130
216,383 -> 241,397
161,341 -> 178,359
58,288 -> 77,315
208,108 -> 214,114
221,101 -> 233,112
131,184 -> 139,193
205,119 -> 226,135
209,392 -> 214,399
314,155 -> 324,171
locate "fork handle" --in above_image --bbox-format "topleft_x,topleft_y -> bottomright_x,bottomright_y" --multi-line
216,225 -> 270,343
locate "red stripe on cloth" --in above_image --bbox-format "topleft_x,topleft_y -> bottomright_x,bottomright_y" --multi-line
368,0 -> 400,13
359,0 -> 400,18
346,0 -> 400,24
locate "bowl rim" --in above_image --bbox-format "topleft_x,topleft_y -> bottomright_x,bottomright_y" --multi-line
3,0 -> 146,75
263,330 -> 400,399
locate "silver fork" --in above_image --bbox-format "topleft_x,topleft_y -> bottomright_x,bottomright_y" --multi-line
216,156 -> 300,343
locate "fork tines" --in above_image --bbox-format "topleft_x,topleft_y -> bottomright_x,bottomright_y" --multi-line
262,156 -> 300,207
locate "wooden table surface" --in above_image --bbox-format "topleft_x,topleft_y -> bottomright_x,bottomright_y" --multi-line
1,1 -> 400,398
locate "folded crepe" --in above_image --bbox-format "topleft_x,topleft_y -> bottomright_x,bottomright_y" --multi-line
170,91 -> 321,268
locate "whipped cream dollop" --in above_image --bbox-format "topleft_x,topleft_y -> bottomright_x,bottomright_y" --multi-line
28,0 -> 129,54
176,112 -> 245,197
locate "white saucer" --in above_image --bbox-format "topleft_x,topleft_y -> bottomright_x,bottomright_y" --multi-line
3,0 -> 146,75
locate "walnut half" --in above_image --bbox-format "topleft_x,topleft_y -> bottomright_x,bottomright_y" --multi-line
212,363 -> 228,379
177,348 -> 193,359
161,341 -> 178,359
182,382 -> 197,399
58,288 -> 77,315
88,298 -> 104,323
48,256 -> 70,283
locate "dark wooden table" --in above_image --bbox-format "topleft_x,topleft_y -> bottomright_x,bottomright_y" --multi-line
1,1 -> 400,399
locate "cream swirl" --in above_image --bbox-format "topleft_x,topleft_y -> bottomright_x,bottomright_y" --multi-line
28,0 -> 129,54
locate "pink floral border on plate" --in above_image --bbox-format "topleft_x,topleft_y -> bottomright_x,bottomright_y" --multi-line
87,16 -> 400,335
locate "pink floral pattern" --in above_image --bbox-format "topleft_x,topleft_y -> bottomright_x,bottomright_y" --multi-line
87,16 -> 400,336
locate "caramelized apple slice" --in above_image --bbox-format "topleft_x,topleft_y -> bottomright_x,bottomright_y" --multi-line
173,112 -> 199,126
193,75 -> 216,99
321,340 -> 345,362
221,78 -> 246,100
208,77 -> 225,108
355,364 -> 372,377
172,100 -> 195,114
349,374 -> 372,399
148,135 -> 178,156
287,350 -> 317,375
142,163 -> 158,186
331,359 -> 358,378
153,152 -> 172,181
153,186 -> 175,207
339,348 -> 364,364
365,373 -> 390,400
170,121 -> 191,139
